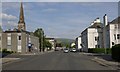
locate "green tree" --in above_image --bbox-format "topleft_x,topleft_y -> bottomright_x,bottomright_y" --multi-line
44,40 -> 52,50
66,44 -> 70,48
71,45 -> 76,48
34,28 -> 44,52
56,43 -> 62,47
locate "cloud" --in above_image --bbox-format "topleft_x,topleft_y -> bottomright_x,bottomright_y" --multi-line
2,21 -> 17,27
7,21 -> 18,26
1,13 -> 17,20
2,20 -> 18,30
1,12 -> 18,30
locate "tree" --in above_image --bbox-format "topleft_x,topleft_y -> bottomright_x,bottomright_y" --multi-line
34,28 -> 44,52
56,43 -> 62,47
71,45 -> 76,48
44,40 -> 52,50
112,44 -> 120,61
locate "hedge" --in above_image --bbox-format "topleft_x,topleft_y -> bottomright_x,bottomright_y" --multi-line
2,49 -> 14,53
88,48 -> 111,54
112,44 -> 120,61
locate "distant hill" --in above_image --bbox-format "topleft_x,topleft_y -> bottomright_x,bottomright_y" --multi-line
55,38 -> 75,47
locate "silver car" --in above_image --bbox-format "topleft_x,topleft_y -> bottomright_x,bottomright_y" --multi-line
63,48 -> 69,53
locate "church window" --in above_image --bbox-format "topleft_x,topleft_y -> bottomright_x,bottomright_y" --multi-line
7,34 -> 11,46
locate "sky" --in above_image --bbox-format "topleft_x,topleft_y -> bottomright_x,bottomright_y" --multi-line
1,2 -> 118,39
1,0 -> 120,2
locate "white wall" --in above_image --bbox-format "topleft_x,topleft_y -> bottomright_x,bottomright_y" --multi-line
109,24 -> 120,48
81,27 -> 103,52
77,37 -> 82,49
88,28 -> 102,48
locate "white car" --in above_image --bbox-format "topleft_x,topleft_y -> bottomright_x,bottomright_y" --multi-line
64,48 -> 69,53
72,48 -> 76,52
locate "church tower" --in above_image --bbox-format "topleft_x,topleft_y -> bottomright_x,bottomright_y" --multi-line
18,2 -> 26,31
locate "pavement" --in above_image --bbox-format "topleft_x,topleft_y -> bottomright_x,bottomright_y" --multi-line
2,51 -> 117,70
81,52 -> 120,70
2,58 -> 20,64
2,50 -> 54,64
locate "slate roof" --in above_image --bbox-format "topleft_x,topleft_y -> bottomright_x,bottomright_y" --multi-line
110,16 -> 120,24
88,23 -> 102,28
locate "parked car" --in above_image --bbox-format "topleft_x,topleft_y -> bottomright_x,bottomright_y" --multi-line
63,48 -> 69,53
71,48 -> 76,52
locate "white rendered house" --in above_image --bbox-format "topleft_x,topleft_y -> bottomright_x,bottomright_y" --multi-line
81,18 -> 103,52
80,14 -> 120,52
75,36 -> 82,50
105,17 -> 120,48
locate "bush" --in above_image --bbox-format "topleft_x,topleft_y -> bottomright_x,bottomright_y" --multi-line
88,48 -> 111,54
2,49 -> 14,53
106,48 -> 111,54
112,44 -> 120,61
2,49 -> 8,53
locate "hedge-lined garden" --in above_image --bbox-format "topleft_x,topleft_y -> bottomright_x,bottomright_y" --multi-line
88,48 -> 111,54
88,44 -> 120,62
112,44 -> 120,61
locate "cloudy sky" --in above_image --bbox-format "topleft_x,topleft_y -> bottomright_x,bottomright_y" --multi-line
1,2 -> 118,39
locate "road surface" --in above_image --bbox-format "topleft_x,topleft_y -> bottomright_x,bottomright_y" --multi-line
2,51 -> 114,70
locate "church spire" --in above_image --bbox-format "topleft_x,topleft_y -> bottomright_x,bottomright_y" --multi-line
18,2 -> 25,23
18,2 -> 26,31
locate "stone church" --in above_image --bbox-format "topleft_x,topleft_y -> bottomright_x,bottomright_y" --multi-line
0,3 -> 39,53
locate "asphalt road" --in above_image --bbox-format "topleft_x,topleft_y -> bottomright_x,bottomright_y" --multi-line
2,51 -> 113,70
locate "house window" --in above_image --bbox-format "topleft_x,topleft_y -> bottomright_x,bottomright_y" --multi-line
98,45 -> 100,48
19,36 -> 21,40
95,45 -> 97,48
95,37 -> 97,41
117,34 -> 120,39
112,42 -> 115,46
114,34 -> 116,40
95,36 -> 99,41
95,45 -> 100,48
98,37 -> 99,41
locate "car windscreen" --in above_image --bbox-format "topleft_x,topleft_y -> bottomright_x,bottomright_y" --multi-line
64,49 -> 68,50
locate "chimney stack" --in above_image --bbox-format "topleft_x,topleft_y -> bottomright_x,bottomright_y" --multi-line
103,14 -> 108,27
